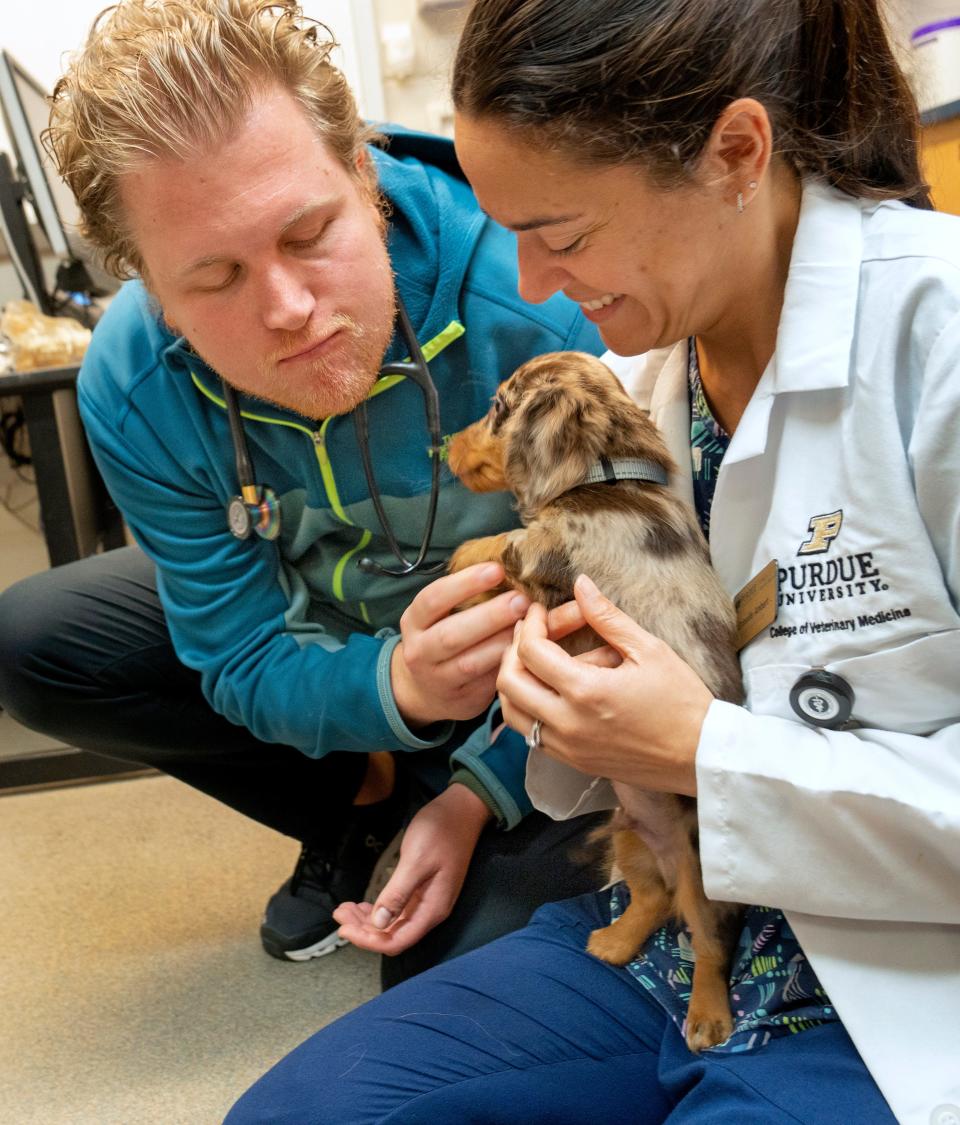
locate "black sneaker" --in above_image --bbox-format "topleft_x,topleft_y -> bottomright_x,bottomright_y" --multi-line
260,796 -> 406,962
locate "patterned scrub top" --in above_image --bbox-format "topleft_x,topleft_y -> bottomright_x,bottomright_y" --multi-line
606,340 -> 837,1053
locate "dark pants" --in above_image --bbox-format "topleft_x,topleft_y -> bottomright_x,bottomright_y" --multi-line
225,891 -> 895,1125
0,548 -> 605,986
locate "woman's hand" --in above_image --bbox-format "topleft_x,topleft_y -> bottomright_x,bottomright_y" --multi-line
333,783 -> 492,955
391,563 -> 529,729
497,574 -> 714,797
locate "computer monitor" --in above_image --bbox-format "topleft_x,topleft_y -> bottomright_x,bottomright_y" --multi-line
0,148 -> 49,311
0,50 -> 115,315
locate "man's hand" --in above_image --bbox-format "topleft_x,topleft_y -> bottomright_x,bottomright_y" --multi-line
333,783 -> 492,955
391,562 -> 529,729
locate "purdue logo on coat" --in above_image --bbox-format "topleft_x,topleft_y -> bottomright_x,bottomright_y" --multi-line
798,510 -> 844,555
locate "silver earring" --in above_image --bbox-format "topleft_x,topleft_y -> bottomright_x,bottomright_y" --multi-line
738,181 -> 758,214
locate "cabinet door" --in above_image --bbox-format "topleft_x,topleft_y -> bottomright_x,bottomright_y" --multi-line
923,115 -> 960,216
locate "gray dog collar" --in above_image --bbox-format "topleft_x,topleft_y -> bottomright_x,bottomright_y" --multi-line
580,456 -> 669,487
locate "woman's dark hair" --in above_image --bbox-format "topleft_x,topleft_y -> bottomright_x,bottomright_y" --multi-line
453,0 -> 932,209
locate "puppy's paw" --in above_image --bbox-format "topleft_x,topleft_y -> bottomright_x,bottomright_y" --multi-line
587,922 -> 641,966
684,1008 -> 734,1053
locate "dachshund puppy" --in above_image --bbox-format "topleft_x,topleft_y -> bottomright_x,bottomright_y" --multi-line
447,351 -> 744,1052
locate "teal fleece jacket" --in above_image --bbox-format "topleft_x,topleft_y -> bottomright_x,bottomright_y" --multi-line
77,129 -> 602,828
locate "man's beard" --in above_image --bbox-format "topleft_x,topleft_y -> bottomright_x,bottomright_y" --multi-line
251,304 -> 395,419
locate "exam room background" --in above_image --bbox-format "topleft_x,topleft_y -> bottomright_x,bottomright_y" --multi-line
0,4 -> 957,1124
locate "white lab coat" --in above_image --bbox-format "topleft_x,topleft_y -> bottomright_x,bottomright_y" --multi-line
526,181 -> 960,1125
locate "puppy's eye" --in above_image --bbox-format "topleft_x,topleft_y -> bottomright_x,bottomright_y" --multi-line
490,394 -> 509,431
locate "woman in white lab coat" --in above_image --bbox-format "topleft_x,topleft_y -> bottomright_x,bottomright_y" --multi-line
227,2 -> 960,1123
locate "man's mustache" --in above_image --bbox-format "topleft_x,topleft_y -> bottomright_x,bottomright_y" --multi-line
264,313 -> 362,368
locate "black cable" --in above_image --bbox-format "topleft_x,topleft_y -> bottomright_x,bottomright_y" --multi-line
0,404 -> 31,466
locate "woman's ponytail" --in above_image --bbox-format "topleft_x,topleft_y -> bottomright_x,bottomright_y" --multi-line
795,0 -> 931,207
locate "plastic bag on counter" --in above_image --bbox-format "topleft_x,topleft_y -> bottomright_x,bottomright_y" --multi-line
0,299 -> 92,372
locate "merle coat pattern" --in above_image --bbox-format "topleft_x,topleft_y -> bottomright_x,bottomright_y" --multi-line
447,351 -> 744,1052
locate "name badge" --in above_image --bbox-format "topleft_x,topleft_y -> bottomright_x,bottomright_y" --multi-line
734,560 -> 779,651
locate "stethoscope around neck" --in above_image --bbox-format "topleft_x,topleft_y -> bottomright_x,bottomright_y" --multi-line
223,295 -> 446,578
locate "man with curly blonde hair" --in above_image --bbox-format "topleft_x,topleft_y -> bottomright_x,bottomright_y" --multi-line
0,0 -> 603,981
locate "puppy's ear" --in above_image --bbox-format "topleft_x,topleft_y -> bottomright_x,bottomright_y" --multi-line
503,353 -> 668,512
506,382 -> 602,498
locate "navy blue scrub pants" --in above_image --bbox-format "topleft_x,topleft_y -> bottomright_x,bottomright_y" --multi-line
0,547 -> 606,987
226,891 -> 895,1125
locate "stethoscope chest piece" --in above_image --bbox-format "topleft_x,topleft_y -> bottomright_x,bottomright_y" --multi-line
226,486 -> 281,542
227,495 -> 254,539
789,669 -> 855,729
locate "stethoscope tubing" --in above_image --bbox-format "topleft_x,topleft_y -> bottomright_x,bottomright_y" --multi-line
354,298 -> 445,577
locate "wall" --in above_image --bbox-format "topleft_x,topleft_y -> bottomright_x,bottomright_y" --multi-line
373,0 -> 466,134
887,1 -> 960,114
